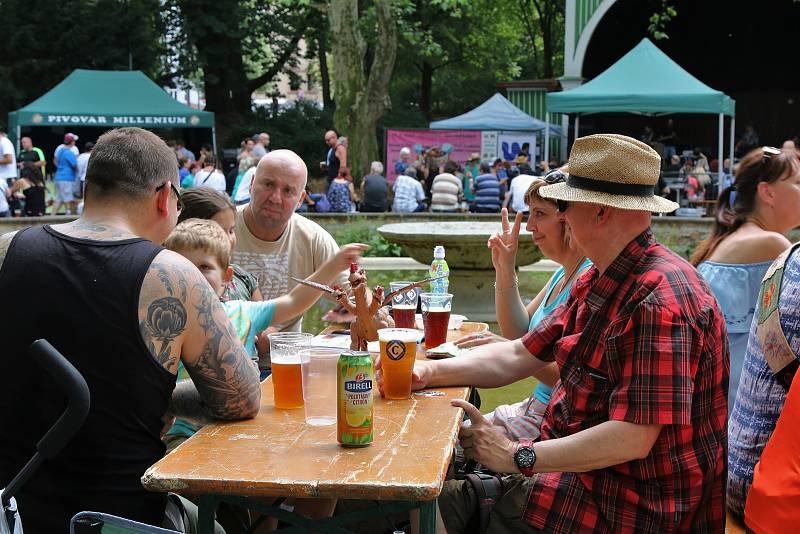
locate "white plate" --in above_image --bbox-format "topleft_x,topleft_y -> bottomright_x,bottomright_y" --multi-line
414,314 -> 467,330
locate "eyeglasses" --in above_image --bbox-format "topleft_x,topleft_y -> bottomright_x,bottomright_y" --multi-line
543,169 -> 569,212
156,181 -> 183,212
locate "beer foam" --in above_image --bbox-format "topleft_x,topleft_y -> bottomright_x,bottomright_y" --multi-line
392,304 -> 416,310
271,354 -> 305,365
377,328 -> 419,343
423,307 -> 451,313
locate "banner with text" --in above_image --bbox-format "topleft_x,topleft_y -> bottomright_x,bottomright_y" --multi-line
386,129 -> 482,184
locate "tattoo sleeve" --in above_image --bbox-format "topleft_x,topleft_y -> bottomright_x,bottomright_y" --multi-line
140,253 -> 260,421
183,278 -> 261,420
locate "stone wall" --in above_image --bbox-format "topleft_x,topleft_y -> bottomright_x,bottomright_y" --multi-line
4,213 -> 798,261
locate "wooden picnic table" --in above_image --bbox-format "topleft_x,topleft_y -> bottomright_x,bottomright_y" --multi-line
142,322 -> 488,534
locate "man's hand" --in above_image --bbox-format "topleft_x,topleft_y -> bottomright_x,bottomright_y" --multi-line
333,243 -> 369,272
375,355 -> 430,397
453,399 -> 519,474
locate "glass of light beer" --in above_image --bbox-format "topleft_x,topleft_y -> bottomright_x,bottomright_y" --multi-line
420,293 -> 452,349
389,281 -> 419,329
377,328 -> 419,400
268,332 -> 311,409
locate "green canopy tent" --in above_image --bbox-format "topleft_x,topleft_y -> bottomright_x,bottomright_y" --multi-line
544,38 -> 735,176
8,69 -> 215,151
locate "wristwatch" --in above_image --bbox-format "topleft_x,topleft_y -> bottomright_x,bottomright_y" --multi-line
514,439 -> 536,477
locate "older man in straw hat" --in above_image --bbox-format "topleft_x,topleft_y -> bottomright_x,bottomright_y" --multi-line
382,134 -> 729,533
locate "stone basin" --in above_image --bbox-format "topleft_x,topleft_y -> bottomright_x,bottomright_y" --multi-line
377,222 -> 544,322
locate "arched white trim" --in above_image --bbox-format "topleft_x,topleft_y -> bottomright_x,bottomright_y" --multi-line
565,0 -> 619,77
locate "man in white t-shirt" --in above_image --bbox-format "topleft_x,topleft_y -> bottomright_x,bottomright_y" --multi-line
233,150 -> 345,336
0,130 -> 17,217
507,173 -> 539,213
192,154 -> 226,194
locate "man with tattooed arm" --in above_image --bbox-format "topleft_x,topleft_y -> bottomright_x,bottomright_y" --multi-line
0,127 -> 260,533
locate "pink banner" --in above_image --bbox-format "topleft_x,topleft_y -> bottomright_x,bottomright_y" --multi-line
385,129 -> 482,184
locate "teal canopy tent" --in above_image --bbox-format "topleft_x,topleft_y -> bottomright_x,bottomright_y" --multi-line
8,69 -> 215,150
544,38 -> 736,170
431,93 -> 562,135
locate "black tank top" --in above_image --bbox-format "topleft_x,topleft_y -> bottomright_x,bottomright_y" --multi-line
23,184 -> 46,216
326,148 -> 340,182
0,226 -> 174,533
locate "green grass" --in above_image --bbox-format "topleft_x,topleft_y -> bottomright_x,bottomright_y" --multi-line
301,268 -> 552,413
478,377 -> 540,414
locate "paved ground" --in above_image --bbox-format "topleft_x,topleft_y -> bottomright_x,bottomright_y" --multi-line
360,256 -> 559,272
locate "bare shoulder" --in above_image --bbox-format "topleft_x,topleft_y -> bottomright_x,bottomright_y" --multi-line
0,231 -> 19,267
710,230 -> 791,264
141,250 -> 260,419
756,231 -> 793,260
138,250 -> 202,374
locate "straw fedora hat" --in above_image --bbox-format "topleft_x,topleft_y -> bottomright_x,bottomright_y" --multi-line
539,133 -> 678,213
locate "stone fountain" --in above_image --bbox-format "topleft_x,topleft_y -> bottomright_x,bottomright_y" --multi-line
377,222 -> 543,321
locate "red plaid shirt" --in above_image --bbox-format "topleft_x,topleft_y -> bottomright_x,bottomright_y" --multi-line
521,229 -> 728,533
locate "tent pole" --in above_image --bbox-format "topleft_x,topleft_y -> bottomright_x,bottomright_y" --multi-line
729,116 -> 735,169
544,113 -> 550,164
15,125 -> 21,155
574,114 -> 580,146
717,114 -> 723,185
211,127 -> 218,156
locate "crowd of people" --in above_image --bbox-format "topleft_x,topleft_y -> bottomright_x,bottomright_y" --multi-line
2,124 -> 800,534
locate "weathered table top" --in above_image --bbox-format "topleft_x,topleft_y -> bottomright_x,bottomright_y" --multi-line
142,323 -> 487,502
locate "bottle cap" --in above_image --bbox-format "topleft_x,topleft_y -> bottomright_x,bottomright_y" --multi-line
433,245 -> 445,259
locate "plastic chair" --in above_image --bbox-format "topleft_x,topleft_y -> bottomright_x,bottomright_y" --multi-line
71,511 -> 178,534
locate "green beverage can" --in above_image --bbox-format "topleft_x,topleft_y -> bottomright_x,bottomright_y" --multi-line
337,351 -> 374,447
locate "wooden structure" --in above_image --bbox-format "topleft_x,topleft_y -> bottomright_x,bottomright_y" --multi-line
143,323 -> 488,533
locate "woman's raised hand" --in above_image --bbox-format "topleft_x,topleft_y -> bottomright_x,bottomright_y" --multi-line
487,208 -> 523,271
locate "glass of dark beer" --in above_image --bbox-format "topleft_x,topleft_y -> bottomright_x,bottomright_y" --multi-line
420,293 -> 452,349
390,281 -> 419,329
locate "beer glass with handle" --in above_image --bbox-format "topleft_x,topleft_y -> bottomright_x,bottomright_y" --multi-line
389,281 -> 419,329
420,293 -> 452,349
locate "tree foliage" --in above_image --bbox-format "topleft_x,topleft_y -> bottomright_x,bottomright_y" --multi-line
161,0 -> 313,129
648,0 -> 677,41
329,0 -> 397,177
0,0 -> 164,127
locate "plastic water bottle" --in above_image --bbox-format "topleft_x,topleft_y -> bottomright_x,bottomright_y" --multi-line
429,245 -> 450,294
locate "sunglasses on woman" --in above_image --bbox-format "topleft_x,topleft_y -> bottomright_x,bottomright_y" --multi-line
542,169 -> 569,212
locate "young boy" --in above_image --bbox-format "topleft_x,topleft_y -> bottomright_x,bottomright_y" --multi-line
162,218 -> 367,447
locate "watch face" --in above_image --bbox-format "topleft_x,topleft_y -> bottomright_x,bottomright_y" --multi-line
515,446 -> 535,469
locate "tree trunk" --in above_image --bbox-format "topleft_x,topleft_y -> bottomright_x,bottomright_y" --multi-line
317,34 -> 333,110
329,0 -> 397,178
420,60 -> 433,119
179,0 -> 250,120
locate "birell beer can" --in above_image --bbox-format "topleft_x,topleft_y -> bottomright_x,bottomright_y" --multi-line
337,351 -> 374,447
